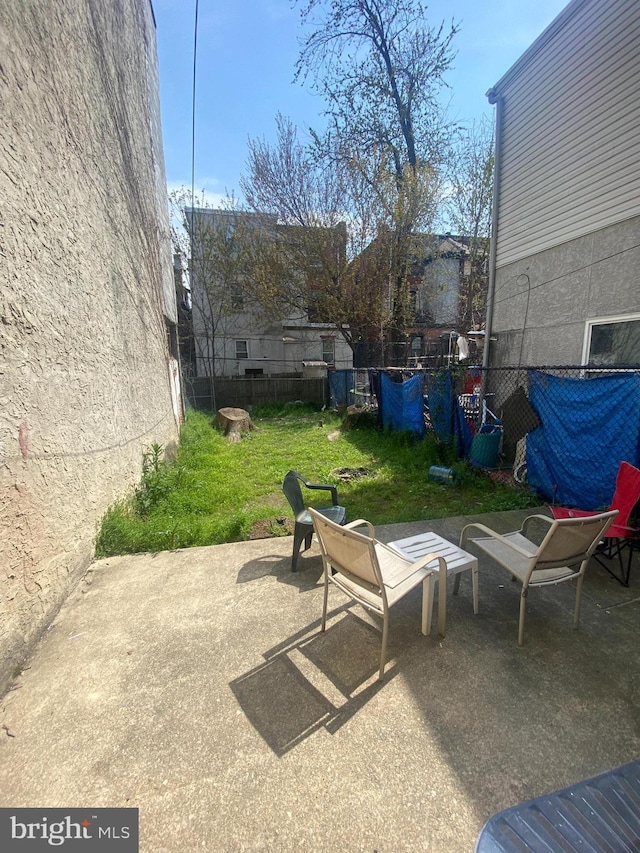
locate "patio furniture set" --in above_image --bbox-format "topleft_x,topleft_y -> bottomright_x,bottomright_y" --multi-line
282,464 -> 639,679
283,466 -> 640,853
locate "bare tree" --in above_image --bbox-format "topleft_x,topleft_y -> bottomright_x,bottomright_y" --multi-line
295,0 -> 457,180
444,118 -> 494,332
242,116 -> 380,351
293,0 -> 458,360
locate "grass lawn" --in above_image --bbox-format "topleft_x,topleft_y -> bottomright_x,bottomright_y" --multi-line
96,404 -> 540,556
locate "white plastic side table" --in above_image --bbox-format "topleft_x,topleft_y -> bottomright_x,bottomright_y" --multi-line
388,532 -> 479,635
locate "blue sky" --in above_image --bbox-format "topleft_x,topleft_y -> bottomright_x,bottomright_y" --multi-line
152,0 -> 569,204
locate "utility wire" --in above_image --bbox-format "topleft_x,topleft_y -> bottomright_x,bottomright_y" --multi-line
189,0 -> 218,410
491,239 -> 640,308
191,0 -> 199,230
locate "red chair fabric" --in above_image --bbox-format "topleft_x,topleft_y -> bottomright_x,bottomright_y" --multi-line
550,461 -> 640,585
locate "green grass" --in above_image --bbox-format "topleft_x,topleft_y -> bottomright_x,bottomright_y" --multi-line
95,404 -> 540,557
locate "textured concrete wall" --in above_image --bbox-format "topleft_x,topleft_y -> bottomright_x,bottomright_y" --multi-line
0,0 -> 179,693
491,215 -> 640,366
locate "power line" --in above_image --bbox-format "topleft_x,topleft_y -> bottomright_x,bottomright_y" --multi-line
191,0 -> 199,225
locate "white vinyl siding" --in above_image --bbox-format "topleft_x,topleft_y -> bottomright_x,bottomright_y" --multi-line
493,0 -> 640,267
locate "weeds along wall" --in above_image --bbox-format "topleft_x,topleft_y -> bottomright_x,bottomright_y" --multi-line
0,1 -> 179,694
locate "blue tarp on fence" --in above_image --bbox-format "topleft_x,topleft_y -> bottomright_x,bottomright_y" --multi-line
425,371 -> 473,456
527,371 -> 640,508
328,370 -> 354,407
380,373 -> 426,436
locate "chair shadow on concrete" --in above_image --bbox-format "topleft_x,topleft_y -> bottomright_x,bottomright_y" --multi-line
236,552 -> 324,591
229,605 -> 405,756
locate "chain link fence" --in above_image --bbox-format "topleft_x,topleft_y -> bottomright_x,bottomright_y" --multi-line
328,365 -> 640,507
180,363 -> 639,507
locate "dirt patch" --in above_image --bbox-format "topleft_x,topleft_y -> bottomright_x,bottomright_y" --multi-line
248,516 -> 294,540
331,467 -> 375,481
487,469 -> 516,487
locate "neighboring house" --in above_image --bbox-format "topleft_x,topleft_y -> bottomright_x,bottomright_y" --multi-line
351,232 -> 484,367
0,1 -> 180,693
186,208 -> 353,377
485,0 -> 640,368
406,234 -> 486,367
174,252 -> 196,377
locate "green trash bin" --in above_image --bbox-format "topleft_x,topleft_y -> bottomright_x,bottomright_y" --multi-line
470,427 -> 501,468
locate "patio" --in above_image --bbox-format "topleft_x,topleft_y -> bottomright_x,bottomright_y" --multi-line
1,508 -> 639,851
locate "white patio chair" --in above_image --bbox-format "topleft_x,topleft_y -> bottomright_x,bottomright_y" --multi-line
309,508 -> 448,680
460,510 -> 619,646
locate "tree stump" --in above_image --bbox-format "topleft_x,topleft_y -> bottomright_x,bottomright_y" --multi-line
216,407 -> 255,443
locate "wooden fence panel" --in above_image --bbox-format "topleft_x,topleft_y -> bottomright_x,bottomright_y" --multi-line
185,377 -> 327,411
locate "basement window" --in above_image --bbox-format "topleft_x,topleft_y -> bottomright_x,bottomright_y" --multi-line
583,315 -> 640,367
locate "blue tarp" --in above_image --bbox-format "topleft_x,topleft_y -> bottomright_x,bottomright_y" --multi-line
426,371 -> 453,444
380,373 -> 426,436
425,371 -> 473,456
527,371 -> 640,508
328,370 -> 354,407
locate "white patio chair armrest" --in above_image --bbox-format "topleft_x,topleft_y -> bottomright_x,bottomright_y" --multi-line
521,513 -> 555,536
411,552 -> 448,576
460,521 -> 498,548
460,522 -> 535,559
344,518 -> 375,537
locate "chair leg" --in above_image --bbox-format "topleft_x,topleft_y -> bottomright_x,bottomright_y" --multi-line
291,526 -> 307,571
421,577 -> 435,635
437,560 -> 447,637
471,566 -> 479,615
379,611 -> 389,680
593,538 -> 633,587
321,565 -> 329,632
573,575 -> 585,629
518,588 -> 527,646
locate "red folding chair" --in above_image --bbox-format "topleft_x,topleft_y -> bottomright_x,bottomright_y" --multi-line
550,461 -> 640,586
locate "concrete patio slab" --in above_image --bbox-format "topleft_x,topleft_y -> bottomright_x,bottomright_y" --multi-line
1,508 -> 639,851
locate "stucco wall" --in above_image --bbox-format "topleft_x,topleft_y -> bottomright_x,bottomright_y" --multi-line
491,215 -> 640,366
0,0 -> 179,693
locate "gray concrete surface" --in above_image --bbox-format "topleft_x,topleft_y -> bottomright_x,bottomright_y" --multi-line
1,508 -> 639,852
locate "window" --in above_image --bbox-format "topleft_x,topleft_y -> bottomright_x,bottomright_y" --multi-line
235,340 -> 248,360
322,337 -> 335,366
583,315 -> 640,367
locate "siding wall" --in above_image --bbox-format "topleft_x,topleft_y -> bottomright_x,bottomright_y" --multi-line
491,213 -> 640,365
493,0 -> 640,268
0,0 -> 179,694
